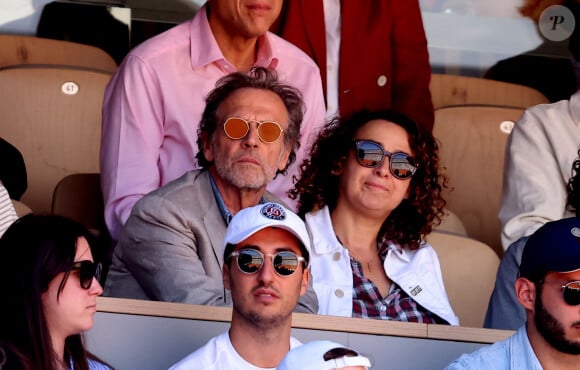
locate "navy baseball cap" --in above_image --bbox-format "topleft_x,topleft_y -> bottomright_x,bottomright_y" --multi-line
520,217 -> 580,279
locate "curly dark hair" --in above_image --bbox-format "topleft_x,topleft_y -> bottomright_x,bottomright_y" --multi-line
290,110 -> 447,249
566,149 -> 580,215
195,67 -> 304,177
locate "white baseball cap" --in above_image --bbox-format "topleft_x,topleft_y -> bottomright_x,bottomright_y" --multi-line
222,202 -> 311,260
277,340 -> 372,370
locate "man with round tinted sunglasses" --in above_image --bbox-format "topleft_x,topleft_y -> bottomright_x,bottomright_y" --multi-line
104,68 -> 318,315
170,202 -> 311,370
446,217 -> 580,369
100,0 -> 327,243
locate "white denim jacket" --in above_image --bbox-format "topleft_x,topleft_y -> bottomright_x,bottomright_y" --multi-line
305,206 -> 459,325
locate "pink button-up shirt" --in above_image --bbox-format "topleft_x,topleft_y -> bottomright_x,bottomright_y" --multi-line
101,6 -> 326,240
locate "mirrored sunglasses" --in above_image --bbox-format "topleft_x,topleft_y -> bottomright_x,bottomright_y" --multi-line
562,281 -> 580,306
229,248 -> 306,277
71,260 -> 102,289
353,139 -> 418,180
223,117 -> 284,143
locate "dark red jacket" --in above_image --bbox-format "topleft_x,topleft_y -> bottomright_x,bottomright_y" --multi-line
274,0 -> 434,131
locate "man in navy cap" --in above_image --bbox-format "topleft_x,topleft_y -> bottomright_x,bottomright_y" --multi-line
446,217 -> 580,369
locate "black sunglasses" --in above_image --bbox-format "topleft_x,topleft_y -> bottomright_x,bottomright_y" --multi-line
71,260 -> 102,289
229,248 -> 306,277
562,281 -> 580,306
353,139 -> 418,180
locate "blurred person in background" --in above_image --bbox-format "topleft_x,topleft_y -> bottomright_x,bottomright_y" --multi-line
273,0 -> 434,130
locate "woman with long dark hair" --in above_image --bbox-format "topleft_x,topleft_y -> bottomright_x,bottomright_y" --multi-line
0,214 -> 111,370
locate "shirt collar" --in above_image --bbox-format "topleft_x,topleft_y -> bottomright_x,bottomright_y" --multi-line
209,173 -> 266,225
308,205 -> 409,259
379,235 -> 404,252
255,32 -> 278,69
190,5 -> 223,69
190,5 -> 278,70
510,326 -> 543,368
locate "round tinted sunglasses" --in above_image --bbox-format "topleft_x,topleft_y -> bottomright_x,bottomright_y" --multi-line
229,248 -> 307,277
223,117 -> 284,143
353,139 -> 419,180
562,281 -> 580,306
71,260 -> 102,289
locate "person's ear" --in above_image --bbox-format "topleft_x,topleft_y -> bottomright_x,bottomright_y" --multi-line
331,158 -> 344,176
202,132 -> 215,162
223,263 -> 232,291
515,277 -> 537,312
404,184 -> 413,200
277,146 -> 291,172
299,268 -> 310,296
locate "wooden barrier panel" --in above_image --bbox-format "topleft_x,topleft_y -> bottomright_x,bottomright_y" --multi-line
87,297 -> 514,370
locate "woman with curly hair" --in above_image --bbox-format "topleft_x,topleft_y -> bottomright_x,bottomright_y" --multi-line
290,110 -> 458,325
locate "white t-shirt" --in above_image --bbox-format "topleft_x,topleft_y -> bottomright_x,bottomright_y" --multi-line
169,332 -> 302,370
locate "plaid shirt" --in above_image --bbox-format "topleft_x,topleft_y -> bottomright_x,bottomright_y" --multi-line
351,240 -> 446,323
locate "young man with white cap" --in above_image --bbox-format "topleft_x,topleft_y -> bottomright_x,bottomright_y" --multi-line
277,340 -> 372,370
170,202 -> 311,370
446,217 -> 580,369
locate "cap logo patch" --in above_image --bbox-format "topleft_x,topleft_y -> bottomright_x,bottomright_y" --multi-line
571,227 -> 580,238
260,203 -> 286,221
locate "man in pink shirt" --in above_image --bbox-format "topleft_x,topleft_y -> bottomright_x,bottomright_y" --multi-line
101,0 -> 326,240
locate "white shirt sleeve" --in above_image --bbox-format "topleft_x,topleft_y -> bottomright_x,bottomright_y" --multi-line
0,182 -> 18,237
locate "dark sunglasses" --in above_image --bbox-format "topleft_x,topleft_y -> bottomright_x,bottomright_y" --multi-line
562,281 -> 580,306
223,117 -> 284,143
71,260 -> 102,289
229,248 -> 306,277
353,139 -> 418,180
